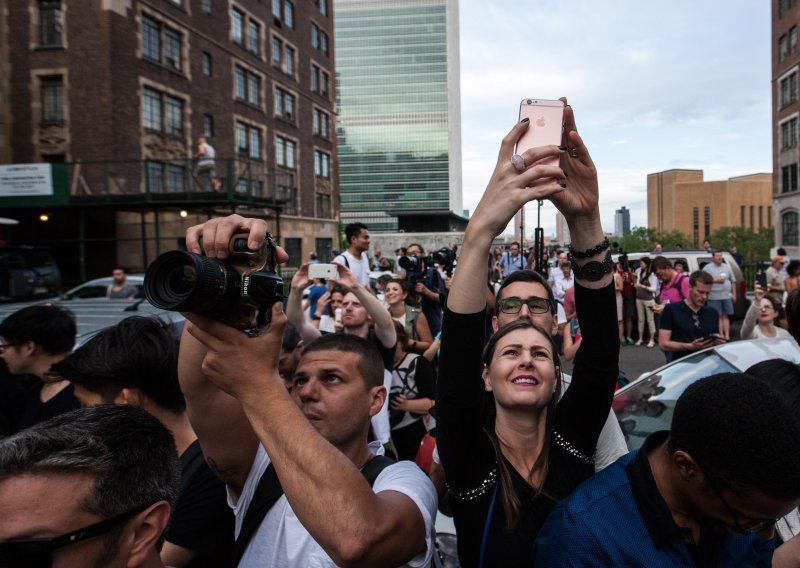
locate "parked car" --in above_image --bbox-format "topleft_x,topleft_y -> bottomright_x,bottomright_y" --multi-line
615,250 -> 747,320
60,275 -> 145,300
612,337 -> 800,451
0,247 -> 61,302
0,276 -> 182,349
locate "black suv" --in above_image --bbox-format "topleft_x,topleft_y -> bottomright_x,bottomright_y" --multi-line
0,248 -> 61,302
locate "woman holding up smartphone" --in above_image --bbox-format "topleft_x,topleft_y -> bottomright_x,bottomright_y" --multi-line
437,100 -> 618,567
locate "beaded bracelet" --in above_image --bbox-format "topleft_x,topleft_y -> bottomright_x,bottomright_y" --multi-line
568,237 -> 610,259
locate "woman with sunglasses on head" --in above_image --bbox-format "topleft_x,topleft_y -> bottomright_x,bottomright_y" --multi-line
741,283 -> 792,340
437,100 -> 619,566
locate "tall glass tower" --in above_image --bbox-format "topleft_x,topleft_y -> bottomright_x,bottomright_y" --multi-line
334,0 -> 463,232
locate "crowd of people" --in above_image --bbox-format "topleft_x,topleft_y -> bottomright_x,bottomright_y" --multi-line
2,100 -> 800,567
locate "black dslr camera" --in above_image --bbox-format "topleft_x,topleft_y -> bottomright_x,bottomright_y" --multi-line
144,233 -> 284,333
431,247 -> 456,277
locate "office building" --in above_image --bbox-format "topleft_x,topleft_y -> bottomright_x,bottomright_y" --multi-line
334,0 -> 464,232
0,0 -> 337,281
774,0 -> 800,257
614,206 -> 631,237
647,169 -> 772,246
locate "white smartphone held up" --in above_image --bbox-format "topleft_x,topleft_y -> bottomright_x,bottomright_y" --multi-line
516,98 -> 566,169
308,263 -> 338,280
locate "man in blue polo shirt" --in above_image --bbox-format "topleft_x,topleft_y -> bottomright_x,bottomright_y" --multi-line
534,373 -> 800,567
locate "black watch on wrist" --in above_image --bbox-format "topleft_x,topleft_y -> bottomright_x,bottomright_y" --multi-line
569,250 -> 613,282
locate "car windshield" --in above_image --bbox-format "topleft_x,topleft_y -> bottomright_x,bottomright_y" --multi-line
613,351 -> 738,450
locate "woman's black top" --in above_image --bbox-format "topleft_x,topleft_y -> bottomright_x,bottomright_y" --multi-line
437,282 -> 619,567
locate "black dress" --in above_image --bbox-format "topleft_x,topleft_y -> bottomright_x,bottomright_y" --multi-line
436,282 -> 619,567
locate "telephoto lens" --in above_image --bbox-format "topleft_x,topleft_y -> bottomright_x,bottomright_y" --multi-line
144,251 -> 242,316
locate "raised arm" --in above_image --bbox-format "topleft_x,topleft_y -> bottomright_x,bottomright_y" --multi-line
331,264 -> 397,349
286,264 -> 322,344
184,305 -> 430,567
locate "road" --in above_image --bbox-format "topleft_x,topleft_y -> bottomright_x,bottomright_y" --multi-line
562,340 -> 667,384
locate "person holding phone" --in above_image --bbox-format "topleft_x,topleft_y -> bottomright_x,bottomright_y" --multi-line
740,283 -> 792,340
437,99 -> 619,566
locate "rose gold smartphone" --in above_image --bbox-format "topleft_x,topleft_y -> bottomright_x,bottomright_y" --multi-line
516,98 -> 565,168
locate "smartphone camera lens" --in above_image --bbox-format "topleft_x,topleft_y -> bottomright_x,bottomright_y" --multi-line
526,99 -> 532,104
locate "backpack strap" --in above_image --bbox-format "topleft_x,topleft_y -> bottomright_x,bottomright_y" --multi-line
230,453 -> 396,566
676,274 -> 687,300
335,253 -> 350,268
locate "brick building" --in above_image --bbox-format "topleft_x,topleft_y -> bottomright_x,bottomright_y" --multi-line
647,169 -> 773,246
0,0 -> 337,282
774,0 -> 800,258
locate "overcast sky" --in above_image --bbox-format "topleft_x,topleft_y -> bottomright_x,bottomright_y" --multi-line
457,0 -> 772,238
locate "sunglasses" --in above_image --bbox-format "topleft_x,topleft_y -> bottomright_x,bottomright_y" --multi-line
0,503 -> 151,568
497,296 -> 553,315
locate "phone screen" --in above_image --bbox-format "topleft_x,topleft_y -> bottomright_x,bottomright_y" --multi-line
516,99 -> 565,169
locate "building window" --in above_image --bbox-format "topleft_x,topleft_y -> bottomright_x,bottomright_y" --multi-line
275,136 -> 296,168
203,114 -> 214,138
202,52 -> 212,76
248,20 -> 260,55
782,117 -> 798,149
231,8 -> 244,44
201,0 -> 211,13
271,0 -> 294,27
40,76 -> 64,124
284,45 -> 295,75
310,23 -> 329,55
781,72 -> 798,108
693,207 -> 699,246
313,108 -> 329,138
759,205 -> 764,229
274,87 -> 295,122
234,66 -> 261,107
769,206 -> 773,226
316,238 -> 332,261
236,121 -> 262,159
167,164 -> 187,192
283,238 -> 301,267
39,0 -> 62,47
311,0 -> 328,16
741,205 -> 745,228
141,15 -> 183,71
142,86 -> 183,136
314,150 -> 330,178
311,64 -> 329,97
783,163 -> 799,193
784,211 -> 799,246
272,37 -> 283,68
703,207 -> 710,240
781,34 -> 789,62
316,193 -> 332,218
792,27 -> 798,55
750,206 -> 755,229
146,161 -> 164,192
780,0 -> 797,18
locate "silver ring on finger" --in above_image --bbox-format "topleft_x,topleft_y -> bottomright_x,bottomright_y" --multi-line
568,147 -> 579,158
511,154 -> 525,172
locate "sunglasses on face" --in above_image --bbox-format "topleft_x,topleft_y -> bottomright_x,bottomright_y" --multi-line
0,503 -> 151,568
497,296 -> 553,315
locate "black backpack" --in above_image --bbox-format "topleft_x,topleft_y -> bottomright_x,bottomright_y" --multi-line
228,454 -> 395,566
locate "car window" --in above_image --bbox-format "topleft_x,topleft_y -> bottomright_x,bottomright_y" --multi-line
66,285 -> 109,299
697,256 -> 713,270
613,351 -> 738,451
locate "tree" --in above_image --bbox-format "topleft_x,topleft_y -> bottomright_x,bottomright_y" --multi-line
707,226 -> 774,264
616,227 -> 692,254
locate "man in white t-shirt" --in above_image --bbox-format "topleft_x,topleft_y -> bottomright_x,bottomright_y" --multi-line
179,215 -> 436,568
333,222 -> 371,287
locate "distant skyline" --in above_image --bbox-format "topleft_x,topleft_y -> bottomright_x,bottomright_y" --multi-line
458,0 -> 771,238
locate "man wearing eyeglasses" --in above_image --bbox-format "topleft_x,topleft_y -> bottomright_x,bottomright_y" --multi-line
658,270 -> 726,363
535,372 -> 800,566
0,404 -> 181,568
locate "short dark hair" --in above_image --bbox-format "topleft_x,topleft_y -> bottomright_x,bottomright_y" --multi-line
669,372 -> 800,500
282,320 -> 303,353
52,317 -> 185,414
689,270 -> 713,287
393,320 -> 409,351
495,270 -> 556,315
787,260 -> 800,278
407,243 -> 425,254
746,360 -> 800,413
778,247 -> 788,256
302,333 -> 385,389
0,404 -> 180,519
651,256 -> 672,271
0,304 -> 76,355
787,288 -> 800,342
344,223 -> 368,245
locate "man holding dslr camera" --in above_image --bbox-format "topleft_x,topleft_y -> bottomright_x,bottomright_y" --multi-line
172,215 -> 436,567
400,243 -> 449,336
